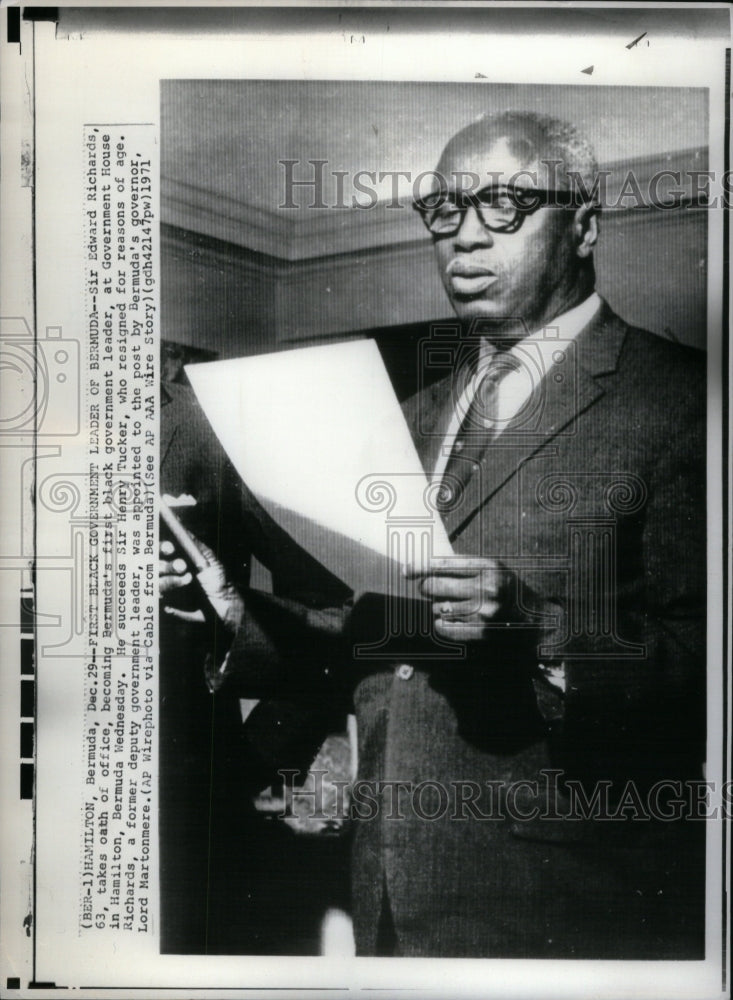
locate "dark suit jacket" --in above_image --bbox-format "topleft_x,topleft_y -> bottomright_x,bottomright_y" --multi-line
346,301 -> 706,958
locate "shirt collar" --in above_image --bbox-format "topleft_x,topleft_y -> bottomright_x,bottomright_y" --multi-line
478,291 -> 602,365
518,290 -> 602,354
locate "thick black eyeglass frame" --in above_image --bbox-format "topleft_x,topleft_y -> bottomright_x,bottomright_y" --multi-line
413,183 -> 584,236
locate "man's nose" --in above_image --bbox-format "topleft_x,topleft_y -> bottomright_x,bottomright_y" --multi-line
454,205 -> 493,249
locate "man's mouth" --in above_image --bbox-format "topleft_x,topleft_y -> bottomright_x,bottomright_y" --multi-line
447,261 -> 499,297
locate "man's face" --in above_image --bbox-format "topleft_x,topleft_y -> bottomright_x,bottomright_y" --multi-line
432,135 -> 580,335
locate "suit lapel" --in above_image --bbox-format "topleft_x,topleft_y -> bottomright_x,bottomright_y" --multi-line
441,353 -> 602,538
407,301 -> 630,540
403,373 -> 456,476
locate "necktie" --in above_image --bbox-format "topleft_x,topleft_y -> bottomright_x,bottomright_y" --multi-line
439,350 -> 518,505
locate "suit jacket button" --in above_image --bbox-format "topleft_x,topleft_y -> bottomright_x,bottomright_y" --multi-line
395,664 -> 414,681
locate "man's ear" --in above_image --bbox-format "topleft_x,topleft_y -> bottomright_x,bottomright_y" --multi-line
573,205 -> 599,259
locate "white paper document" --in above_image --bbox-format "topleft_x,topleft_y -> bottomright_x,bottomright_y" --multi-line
186,339 -> 453,597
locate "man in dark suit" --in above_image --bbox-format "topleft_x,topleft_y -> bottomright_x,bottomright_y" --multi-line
343,110 -> 706,958
200,109 -> 706,959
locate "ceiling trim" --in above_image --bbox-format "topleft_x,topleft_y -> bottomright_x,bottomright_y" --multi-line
162,146 -> 709,261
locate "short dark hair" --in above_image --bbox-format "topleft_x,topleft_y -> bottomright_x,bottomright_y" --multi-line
440,110 -> 599,194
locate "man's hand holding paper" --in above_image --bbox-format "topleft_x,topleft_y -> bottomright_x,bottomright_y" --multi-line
407,556 -> 516,643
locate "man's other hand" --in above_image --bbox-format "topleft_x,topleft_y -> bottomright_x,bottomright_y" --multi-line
159,539 -> 193,595
406,556 -> 514,642
159,537 -> 245,633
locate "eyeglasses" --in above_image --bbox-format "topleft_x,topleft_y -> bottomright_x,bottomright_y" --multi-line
413,184 -> 582,236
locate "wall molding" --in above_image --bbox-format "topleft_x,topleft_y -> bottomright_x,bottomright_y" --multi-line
162,146 -> 709,262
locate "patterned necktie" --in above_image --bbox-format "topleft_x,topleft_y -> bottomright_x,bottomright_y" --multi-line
439,349 -> 519,505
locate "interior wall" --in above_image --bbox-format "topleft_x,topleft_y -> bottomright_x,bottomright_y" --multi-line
595,208 -> 707,347
162,204 -> 708,359
162,228 -> 276,357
